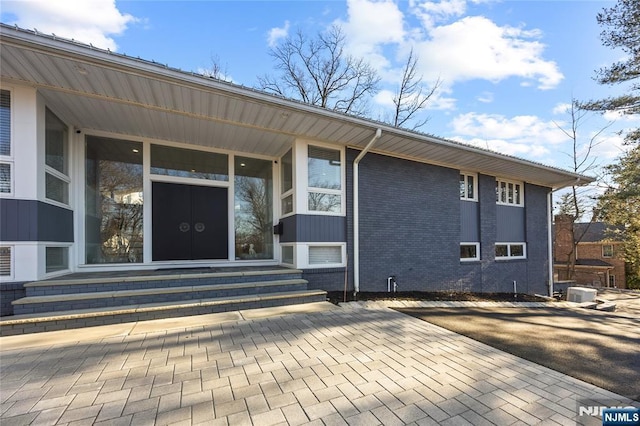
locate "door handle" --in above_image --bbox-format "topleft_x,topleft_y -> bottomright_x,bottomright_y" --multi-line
194,222 -> 205,232
179,222 -> 190,232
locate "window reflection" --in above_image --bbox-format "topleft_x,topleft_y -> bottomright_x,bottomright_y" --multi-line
235,156 -> 273,260
85,136 -> 143,263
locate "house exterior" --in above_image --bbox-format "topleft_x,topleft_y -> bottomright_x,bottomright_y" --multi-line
554,215 -> 626,288
0,25 -> 594,315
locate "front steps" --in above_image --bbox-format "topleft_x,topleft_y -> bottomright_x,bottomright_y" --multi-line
1,268 -> 327,336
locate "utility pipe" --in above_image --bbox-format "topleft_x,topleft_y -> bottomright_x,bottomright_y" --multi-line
547,190 -> 554,297
353,128 -> 382,294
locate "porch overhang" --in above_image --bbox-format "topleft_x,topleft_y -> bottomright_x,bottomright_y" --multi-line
1,24 -> 594,190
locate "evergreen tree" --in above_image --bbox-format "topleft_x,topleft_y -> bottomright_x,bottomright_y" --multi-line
597,146 -> 640,288
582,0 -> 640,143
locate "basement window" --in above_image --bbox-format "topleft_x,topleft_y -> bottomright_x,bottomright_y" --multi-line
495,243 -> 526,260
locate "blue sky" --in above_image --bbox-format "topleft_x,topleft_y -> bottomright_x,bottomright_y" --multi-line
2,0 -> 636,185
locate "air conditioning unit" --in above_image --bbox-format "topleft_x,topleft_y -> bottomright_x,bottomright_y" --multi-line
566,287 -> 597,303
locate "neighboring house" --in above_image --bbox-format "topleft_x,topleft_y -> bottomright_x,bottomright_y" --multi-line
0,25 -> 594,313
554,214 -> 626,288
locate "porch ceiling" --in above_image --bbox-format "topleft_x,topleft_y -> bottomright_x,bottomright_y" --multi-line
1,25 -> 594,189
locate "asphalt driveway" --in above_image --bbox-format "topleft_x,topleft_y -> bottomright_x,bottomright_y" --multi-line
396,306 -> 640,401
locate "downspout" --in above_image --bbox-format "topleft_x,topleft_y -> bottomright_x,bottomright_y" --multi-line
547,190 -> 554,296
353,128 -> 382,295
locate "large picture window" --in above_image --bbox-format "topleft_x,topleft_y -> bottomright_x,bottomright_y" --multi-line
85,136 -> 143,264
234,156 -> 273,260
307,145 -> 342,213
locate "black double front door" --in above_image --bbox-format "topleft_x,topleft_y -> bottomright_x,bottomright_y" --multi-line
152,182 -> 228,261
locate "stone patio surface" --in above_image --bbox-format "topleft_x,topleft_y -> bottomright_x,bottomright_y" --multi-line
0,301 -> 632,425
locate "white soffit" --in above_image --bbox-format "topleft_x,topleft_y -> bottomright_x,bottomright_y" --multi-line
0,25 -> 593,189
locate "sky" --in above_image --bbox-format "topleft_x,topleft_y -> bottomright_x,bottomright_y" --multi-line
1,0 -> 636,201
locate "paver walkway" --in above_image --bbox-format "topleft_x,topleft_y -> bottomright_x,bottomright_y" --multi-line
0,302 -> 631,425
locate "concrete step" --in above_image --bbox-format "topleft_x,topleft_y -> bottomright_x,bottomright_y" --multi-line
1,290 -> 328,336
13,279 -> 309,315
24,269 -> 304,296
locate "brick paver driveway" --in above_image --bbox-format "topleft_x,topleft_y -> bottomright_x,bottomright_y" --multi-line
0,302 -> 632,425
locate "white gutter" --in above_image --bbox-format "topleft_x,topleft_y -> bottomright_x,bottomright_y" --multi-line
353,128 -> 382,294
547,190 -> 554,296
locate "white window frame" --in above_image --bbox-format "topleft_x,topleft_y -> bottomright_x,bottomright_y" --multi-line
45,245 -> 71,275
280,244 -> 295,266
304,142 -> 345,216
495,242 -> 527,260
460,172 -> 478,202
283,242 -> 346,269
496,178 -> 524,207
0,245 -> 14,280
280,148 -> 295,218
44,108 -> 71,207
609,274 -> 616,287
0,87 -> 14,197
460,242 -> 480,262
602,244 -> 613,258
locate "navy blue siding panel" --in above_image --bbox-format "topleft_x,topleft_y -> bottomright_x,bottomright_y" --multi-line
0,199 -> 73,242
525,183 -> 551,295
279,215 -> 346,243
38,202 -> 74,242
460,201 -> 479,241
279,215 -> 297,243
496,205 -> 525,242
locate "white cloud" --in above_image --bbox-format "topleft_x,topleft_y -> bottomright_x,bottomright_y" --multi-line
451,112 -> 571,148
602,109 -> 640,122
414,16 -> 563,90
552,103 -> 572,115
337,0 -> 563,113
452,136 -> 551,157
267,20 -> 290,48
477,91 -> 493,103
411,0 -> 468,29
1,0 -> 136,51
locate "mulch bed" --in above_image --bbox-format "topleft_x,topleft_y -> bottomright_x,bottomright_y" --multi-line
326,291 -> 549,305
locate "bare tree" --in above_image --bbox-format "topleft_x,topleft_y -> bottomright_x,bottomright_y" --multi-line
553,99 -> 613,280
257,25 -> 380,116
392,48 -> 441,130
201,54 -> 231,82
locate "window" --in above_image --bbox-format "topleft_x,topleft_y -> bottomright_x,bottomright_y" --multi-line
308,245 -> 342,265
45,109 -> 70,204
0,246 -> 12,277
307,145 -> 343,213
602,244 -> 613,258
495,243 -> 526,259
85,136 -> 143,264
496,178 -> 524,206
151,144 -> 228,181
609,275 -> 616,287
460,173 -> 477,201
460,243 -> 480,261
281,245 -> 294,265
234,156 -> 273,260
0,89 -> 12,194
46,247 -> 69,273
280,149 -> 294,216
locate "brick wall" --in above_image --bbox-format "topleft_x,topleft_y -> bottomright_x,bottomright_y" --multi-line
346,150 -> 551,295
